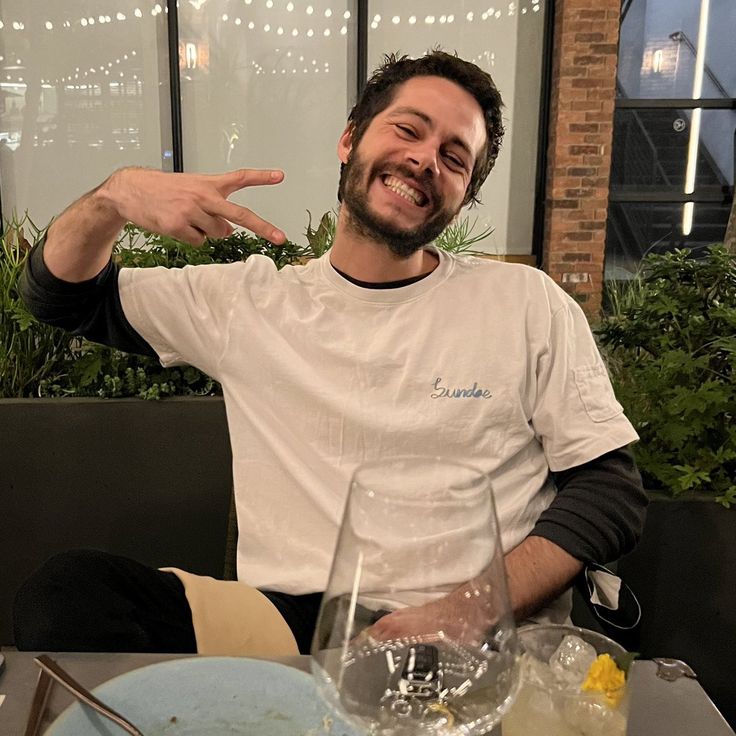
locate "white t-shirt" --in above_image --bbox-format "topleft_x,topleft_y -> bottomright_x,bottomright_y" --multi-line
119,247 -> 638,613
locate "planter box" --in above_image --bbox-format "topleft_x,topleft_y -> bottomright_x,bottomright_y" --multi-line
618,499 -> 736,727
0,396 -> 233,646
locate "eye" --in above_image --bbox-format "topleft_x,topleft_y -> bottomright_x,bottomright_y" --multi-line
444,152 -> 466,170
396,124 -> 417,138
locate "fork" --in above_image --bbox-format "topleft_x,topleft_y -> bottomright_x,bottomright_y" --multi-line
32,655 -> 145,736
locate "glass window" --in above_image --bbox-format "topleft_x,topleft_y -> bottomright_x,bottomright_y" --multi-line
367,1 -> 547,256
618,0 -> 736,100
0,1 -> 171,226
605,201 -> 732,279
607,0 -> 735,281
178,0 -> 356,244
610,108 -> 736,192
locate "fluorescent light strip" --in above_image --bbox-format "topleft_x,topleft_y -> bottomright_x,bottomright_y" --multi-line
682,0 -> 711,234
682,202 -> 694,236
684,107 -> 702,195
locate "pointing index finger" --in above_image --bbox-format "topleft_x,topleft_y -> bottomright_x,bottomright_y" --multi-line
213,199 -> 286,244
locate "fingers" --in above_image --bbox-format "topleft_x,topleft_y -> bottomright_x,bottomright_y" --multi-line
191,211 -> 234,241
205,169 -> 286,243
213,199 -> 286,244
123,168 -> 286,246
177,226 -> 209,248
214,168 -> 284,197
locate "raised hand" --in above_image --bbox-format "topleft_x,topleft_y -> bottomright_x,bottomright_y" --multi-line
103,167 -> 286,245
44,166 -> 287,282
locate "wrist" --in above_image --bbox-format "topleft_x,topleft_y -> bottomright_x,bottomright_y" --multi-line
93,168 -> 135,227
505,536 -> 583,621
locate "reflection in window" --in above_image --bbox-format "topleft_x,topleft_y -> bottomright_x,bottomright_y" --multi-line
178,0 -> 356,244
0,1 -> 171,226
618,0 -> 736,100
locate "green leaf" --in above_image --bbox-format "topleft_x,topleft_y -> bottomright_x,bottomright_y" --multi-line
714,484 -> 736,508
614,651 -> 640,676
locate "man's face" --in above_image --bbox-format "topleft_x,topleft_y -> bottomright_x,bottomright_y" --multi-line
338,75 -> 487,258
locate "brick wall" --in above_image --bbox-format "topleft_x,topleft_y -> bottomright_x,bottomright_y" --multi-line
542,0 -> 621,316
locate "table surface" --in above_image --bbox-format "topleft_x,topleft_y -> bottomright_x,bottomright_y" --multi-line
0,651 -> 733,735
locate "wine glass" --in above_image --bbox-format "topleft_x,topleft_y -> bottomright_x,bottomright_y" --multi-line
311,456 -> 520,735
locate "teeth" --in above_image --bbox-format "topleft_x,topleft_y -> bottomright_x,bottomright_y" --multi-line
383,175 -> 425,206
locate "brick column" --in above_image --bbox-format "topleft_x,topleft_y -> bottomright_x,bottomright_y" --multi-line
542,0 -> 621,316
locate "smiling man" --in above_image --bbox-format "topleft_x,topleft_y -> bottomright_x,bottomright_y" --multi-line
15,51 -> 646,655
336,75 -> 486,264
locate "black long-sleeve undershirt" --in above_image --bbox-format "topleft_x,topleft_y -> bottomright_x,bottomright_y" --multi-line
21,239 -> 156,357
21,239 -> 648,564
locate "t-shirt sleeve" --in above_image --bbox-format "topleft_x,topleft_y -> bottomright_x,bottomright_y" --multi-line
531,284 -> 639,471
118,262 -> 245,379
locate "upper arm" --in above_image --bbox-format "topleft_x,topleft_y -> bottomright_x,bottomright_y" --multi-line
531,446 -> 648,564
531,291 -> 639,470
20,238 -> 156,357
118,261 -> 250,376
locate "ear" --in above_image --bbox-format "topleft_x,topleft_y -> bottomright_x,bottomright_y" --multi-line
337,124 -> 354,164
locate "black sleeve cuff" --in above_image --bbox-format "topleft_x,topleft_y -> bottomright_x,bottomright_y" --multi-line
529,446 -> 648,564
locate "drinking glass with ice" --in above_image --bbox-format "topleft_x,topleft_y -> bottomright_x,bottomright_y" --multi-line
502,624 -> 631,736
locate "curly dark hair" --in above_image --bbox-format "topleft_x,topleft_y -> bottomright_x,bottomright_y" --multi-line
340,50 -> 504,207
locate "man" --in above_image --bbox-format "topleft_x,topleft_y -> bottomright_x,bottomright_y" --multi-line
15,51 -> 645,655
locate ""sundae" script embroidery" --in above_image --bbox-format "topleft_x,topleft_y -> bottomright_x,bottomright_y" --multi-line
431,377 -> 492,399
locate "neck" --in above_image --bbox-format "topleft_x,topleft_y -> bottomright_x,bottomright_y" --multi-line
329,207 -> 439,283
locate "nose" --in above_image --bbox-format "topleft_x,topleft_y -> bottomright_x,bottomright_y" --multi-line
405,140 -> 440,178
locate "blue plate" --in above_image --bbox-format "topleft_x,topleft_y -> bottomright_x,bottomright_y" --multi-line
47,657 -> 360,735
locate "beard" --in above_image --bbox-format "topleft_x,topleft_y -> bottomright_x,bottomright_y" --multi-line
338,148 -> 459,259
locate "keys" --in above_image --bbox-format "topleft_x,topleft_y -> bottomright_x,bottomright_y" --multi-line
397,644 -> 442,699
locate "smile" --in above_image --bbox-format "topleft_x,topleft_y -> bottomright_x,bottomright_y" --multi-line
381,175 -> 428,207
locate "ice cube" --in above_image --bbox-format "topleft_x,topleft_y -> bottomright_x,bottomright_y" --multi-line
548,635 -> 597,687
519,653 -> 563,690
563,691 -> 627,736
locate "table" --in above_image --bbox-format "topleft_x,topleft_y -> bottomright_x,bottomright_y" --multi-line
0,651 -> 733,735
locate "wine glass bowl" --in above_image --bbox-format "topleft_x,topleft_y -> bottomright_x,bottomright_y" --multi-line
311,456 -> 520,735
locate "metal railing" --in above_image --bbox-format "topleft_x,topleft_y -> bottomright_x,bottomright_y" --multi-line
669,30 -> 731,100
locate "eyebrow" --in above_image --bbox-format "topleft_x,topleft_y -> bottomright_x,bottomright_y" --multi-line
390,106 -> 475,161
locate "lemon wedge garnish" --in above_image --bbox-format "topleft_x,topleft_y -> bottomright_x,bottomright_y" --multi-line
581,653 -> 626,707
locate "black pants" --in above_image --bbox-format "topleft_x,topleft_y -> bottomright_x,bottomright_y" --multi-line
12,549 -> 322,654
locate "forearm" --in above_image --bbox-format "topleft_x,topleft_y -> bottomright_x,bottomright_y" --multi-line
502,447 -> 646,621
368,536 -> 582,642
44,176 -> 126,283
504,535 -> 582,622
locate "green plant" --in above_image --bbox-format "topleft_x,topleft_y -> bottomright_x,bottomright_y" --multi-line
114,224 -> 312,269
434,217 -> 494,255
304,210 -> 336,259
595,245 -> 736,507
0,215 -> 77,397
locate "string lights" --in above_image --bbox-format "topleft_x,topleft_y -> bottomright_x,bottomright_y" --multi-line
0,1 -> 542,91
